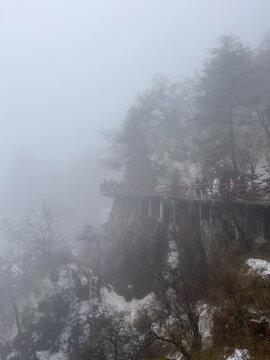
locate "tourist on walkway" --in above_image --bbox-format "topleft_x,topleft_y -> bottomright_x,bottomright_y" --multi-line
201,177 -> 207,198
212,177 -> 220,197
229,178 -> 235,199
195,177 -> 200,198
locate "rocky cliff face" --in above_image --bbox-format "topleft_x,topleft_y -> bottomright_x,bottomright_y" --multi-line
0,251 -> 153,360
2,197 -> 270,359
101,197 -> 209,298
101,196 -> 270,298
101,197 -> 168,299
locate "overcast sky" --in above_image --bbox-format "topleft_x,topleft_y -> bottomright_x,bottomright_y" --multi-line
0,0 -> 269,227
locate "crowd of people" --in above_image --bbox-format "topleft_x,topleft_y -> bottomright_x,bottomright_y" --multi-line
101,177 -> 270,202
171,175 -> 270,202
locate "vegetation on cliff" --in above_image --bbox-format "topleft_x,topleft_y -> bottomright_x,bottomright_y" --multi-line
104,34 -> 270,186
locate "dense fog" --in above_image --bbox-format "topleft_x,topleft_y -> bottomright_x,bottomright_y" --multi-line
1,2 -> 270,360
0,0 -> 269,246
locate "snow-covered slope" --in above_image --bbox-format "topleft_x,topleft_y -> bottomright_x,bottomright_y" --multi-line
0,259 -> 152,360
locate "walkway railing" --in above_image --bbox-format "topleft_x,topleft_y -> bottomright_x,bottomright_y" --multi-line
100,180 -> 270,204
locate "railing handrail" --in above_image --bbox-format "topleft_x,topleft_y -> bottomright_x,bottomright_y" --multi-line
100,180 -> 270,204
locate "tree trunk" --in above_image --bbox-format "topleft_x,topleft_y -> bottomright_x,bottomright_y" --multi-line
229,108 -> 238,175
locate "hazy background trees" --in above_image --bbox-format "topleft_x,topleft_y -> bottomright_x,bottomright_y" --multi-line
2,203 -> 63,261
195,35 -> 252,174
105,34 -> 270,187
0,1 -> 269,256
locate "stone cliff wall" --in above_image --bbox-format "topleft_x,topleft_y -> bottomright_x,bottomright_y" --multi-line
101,196 -> 270,298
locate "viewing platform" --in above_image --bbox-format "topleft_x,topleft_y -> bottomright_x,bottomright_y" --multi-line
101,180 -> 270,242
100,180 -> 270,207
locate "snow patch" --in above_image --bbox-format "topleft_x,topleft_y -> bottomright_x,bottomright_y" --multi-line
226,349 -> 249,360
246,258 -> 270,276
101,286 -> 153,321
198,304 -> 213,345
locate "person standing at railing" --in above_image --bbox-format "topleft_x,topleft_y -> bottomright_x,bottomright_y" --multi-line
182,181 -> 188,197
201,177 -> 207,198
219,173 -> 228,199
194,177 -> 200,198
263,179 -> 270,201
213,177 -> 220,197
237,174 -> 246,199
228,178 -> 235,200
246,179 -> 252,201
230,178 -> 234,190
187,181 -> 192,198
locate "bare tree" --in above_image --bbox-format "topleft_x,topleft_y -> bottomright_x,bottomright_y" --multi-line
211,257 -> 270,359
0,261 -> 22,337
77,309 -> 146,360
2,203 -> 63,261
135,266 -> 211,360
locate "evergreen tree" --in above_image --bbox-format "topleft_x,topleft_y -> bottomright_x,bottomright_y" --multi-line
250,32 -> 270,147
195,35 -> 252,175
104,76 -> 195,188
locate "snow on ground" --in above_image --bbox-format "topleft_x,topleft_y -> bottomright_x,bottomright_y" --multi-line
101,286 -> 153,321
2,261 -> 154,359
226,349 -> 249,360
246,258 -> 270,276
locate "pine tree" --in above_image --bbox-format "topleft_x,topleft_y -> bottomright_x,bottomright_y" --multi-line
196,35 -> 252,175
